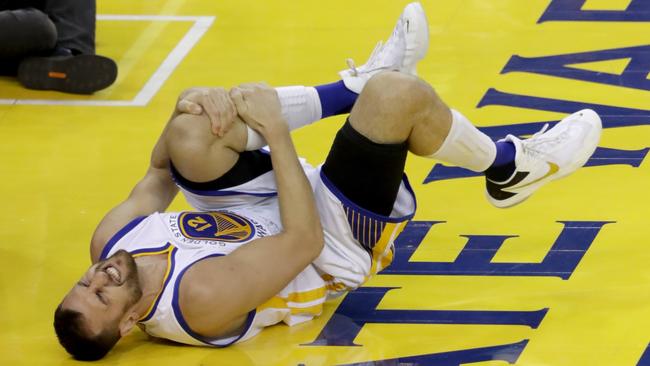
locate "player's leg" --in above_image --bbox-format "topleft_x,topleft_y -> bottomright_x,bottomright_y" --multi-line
321,72 -> 426,216
313,70 -> 600,293
347,71 -> 602,208
166,80 -> 365,199
163,112 -> 250,184
244,1 -> 429,150
242,82 -> 358,151
163,111 -> 281,212
314,73 -> 420,293
167,1 -> 431,208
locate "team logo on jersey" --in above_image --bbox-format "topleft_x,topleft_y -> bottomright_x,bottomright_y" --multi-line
178,212 -> 255,242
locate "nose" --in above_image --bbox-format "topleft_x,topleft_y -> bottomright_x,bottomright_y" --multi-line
88,270 -> 109,289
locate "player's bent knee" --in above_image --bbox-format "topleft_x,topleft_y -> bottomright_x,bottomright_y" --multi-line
165,114 -> 215,172
366,71 -> 428,95
363,71 -> 434,113
365,71 -> 413,95
165,113 -> 244,183
166,113 -> 214,149
366,70 -> 414,86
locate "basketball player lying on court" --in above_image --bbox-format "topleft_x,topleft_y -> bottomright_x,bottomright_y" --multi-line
53,2 -> 602,361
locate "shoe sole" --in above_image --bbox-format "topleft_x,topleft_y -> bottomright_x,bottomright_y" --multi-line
18,55 -> 117,94
401,2 -> 430,74
487,109 -> 603,208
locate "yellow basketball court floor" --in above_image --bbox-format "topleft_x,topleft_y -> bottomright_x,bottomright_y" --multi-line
1,0 -> 649,365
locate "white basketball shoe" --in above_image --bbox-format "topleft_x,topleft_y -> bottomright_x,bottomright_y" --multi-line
339,2 -> 430,93
486,109 -> 602,208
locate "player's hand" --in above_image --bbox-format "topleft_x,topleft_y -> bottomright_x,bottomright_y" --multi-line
176,87 -> 237,137
229,83 -> 288,139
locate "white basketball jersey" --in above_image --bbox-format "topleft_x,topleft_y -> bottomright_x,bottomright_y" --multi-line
175,159 -> 416,295
99,205 -> 327,347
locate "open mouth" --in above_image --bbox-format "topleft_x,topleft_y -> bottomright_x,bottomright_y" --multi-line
104,265 -> 122,285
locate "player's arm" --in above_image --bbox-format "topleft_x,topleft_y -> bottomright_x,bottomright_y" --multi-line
89,115 -> 179,263
179,84 -> 324,337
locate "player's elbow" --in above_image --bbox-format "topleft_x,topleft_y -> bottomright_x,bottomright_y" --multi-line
288,226 -> 324,260
309,229 -> 324,259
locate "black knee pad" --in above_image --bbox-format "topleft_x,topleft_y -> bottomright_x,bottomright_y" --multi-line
322,120 -> 408,216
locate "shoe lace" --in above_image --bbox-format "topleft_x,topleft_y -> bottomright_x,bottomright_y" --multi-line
345,19 -> 405,76
346,41 -> 383,76
521,123 -> 570,159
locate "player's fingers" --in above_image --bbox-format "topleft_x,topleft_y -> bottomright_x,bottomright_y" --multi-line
218,96 -> 237,137
237,83 -> 263,93
237,82 -> 256,88
177,99 -> 202,115
178,87 -> 199,102
230,88 -> 248,117
208,88 -> 234,135
202,90 -> 223,135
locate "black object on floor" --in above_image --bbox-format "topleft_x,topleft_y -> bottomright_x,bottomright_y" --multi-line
17,54 -> 117,94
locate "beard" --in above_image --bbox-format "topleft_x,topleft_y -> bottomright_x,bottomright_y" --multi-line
106,249 -> 143,308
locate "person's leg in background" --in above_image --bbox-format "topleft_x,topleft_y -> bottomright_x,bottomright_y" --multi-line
0,1 -> 56,76
0,0 -> 117,94
44,0 -> 96,55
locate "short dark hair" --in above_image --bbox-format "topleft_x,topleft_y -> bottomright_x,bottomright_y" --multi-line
53,304 -> 120,361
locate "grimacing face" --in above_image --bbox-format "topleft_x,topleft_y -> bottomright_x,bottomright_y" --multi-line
60,250 -> 143,336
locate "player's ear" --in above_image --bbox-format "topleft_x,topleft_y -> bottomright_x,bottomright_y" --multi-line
118,311 -> 139,337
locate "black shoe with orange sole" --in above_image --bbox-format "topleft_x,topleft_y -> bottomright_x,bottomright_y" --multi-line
17,54 -> 117,94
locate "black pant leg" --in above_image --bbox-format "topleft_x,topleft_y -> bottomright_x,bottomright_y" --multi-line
0,58 -> 19,76
0,0 -> 46,10
0,8 -> 57,60
44,0 -> 96,54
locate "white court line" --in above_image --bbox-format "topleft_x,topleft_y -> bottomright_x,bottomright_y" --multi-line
0,14 -> 215,107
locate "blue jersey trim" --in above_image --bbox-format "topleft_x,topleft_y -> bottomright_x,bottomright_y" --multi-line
139,245 -> 177,323
319,170 -> 416,223
172,253 -> 257,347
99,216 -> 147,261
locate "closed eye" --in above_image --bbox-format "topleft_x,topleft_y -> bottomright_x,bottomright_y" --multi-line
97,291 -> 108,305
76,281 -> 107,305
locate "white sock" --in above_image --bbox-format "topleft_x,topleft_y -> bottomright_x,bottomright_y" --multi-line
428,109 -> 496,172
245,86 -> 323,150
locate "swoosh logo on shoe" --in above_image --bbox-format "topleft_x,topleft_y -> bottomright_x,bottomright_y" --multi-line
486,161 -> 559,201
486,172 -> 528,201
514,162 -> 559,189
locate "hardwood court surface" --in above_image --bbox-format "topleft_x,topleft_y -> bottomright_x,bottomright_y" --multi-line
0,0 -> 648,365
